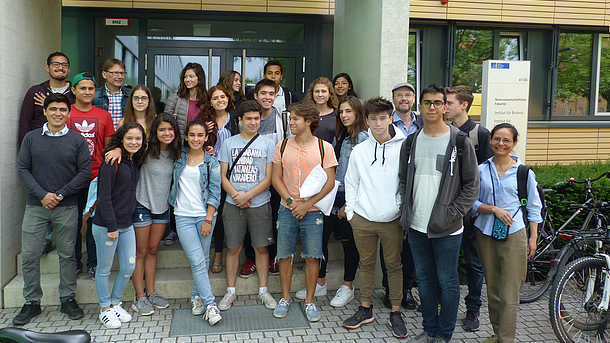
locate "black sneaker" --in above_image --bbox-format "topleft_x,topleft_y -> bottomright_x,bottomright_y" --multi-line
13,302 -> 42,325
463,309 -> 480,331
382,290 -> 392,309
388,311 -> 408,339
42,239 -> 53,256
402,289 -> 417,310
343,305 -> 374,329
60,298 -> 84,320
88,266 -> 96,279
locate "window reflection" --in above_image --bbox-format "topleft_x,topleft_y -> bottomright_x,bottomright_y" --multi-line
452,29 -> 494,92
598,35 -> 609,114
555,33 -> 593,116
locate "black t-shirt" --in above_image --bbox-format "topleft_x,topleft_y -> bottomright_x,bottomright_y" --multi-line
314,109 -> 337,144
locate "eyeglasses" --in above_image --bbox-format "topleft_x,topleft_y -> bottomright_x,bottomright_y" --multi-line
50,62 -> 70,68
421,100 -> 445,108
491,137 -> 515,144
395,93 -> 414,99
106,71 -> 126,77
133,96 -> 149,102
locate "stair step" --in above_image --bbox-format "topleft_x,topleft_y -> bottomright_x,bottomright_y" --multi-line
18,238 -> 346,275
3,259 -> 383,308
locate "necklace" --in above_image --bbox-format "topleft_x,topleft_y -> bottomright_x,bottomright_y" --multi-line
188,152 -> 204,164
495,159 -> 513,176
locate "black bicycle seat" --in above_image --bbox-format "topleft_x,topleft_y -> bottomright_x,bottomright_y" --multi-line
0,327 -> 90,343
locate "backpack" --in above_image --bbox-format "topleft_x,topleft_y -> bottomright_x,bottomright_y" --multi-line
517,164 -> 547,235
468,123 -> 479,152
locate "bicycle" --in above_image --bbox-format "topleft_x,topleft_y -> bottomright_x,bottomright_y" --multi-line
548,201 -> 610,342
520,171 -> 610,304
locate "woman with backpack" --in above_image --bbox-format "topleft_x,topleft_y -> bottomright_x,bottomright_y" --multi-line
473,123 -> 543,343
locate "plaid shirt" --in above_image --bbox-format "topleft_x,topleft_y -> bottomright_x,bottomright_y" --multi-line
104,84 -> 123,129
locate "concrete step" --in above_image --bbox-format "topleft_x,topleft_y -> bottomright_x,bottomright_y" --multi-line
17,238 -> 346,274
3,259 -> 383,308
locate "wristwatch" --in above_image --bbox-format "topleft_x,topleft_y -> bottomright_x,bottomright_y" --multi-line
55,192 -> 64,201
286,197 -> 294,206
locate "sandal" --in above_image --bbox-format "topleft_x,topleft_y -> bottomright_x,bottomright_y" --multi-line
212,262 -> 223,273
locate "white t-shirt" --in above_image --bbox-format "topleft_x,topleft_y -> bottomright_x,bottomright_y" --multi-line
411,131 -> 463,235
174,164 -> 207,217
273,86 -> 286,113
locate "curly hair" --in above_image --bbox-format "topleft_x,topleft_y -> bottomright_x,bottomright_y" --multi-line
306,77 -> 339,109
102,122 -> 147,165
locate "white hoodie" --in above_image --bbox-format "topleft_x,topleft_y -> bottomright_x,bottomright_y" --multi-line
344,124 -> 405,222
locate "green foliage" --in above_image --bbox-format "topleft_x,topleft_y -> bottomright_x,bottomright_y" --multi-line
452,30 -> 493,92
600,37 -> 610,104
556,33 -> 593,104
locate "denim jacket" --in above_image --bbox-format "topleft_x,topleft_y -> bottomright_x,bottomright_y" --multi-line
333,130 -> 369,192
168,148 -> 222,211
92,84 -> 132,114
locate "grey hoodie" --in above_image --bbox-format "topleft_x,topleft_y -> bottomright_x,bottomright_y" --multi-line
398,126 -> 480,238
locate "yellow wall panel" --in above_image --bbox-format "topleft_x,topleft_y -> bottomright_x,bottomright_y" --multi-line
134,2 -> 199,10
63,0 -> 132,7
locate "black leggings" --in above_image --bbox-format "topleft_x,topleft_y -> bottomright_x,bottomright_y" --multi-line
319,197 -> 359,281
213,190 -> 227,253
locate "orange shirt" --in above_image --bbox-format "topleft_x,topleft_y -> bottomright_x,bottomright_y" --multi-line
272,137 -> 338,211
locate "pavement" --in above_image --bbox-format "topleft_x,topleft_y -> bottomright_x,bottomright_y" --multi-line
0,286 -> 559,342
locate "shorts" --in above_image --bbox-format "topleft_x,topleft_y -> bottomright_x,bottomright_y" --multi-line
222,202 -> 274,249
132,202 -> 170,228
276,206 -> 324,260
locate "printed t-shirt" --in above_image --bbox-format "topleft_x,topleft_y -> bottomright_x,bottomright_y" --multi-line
272,137 -> 338,212
218,134 -> 275,208
67,105 -> 115,179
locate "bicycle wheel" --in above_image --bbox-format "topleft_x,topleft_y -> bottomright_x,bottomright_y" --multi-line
549,256 -> 610,343
520,214 -> 558,303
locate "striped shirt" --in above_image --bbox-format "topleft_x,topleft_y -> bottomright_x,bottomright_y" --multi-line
105,84 -> 123,129
214,114 -> 232,156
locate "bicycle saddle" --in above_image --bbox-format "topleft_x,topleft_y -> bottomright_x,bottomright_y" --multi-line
0,327 -> 91,343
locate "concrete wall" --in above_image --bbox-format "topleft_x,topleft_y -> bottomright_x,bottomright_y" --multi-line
333,0 -> 409,101
0,0 -> 62,308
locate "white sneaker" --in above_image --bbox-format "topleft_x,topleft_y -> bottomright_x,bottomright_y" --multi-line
203,304 -> 222,325
259,290 -> 277,310
112,302 -> 132,323
330,285 -> 355,307
99,308 -> 121,329
191,296 -> 205,315
218,292 -> 237,311
295,283 -> 327,300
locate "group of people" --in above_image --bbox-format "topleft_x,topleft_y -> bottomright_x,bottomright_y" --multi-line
15,52 -> 542,343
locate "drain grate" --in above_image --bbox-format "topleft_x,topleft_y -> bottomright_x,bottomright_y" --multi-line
169,303 -> 310,337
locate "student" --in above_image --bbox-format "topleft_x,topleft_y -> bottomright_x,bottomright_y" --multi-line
332,73 -> 358,102
14,93 -> 90,326
93,122 -> 146,329
444,85 -> 493,332
328,96 -> 368,307
217,100 -> 277,311
294,77 -> 339,301
399,84 -> 480,343
68,72 -> 116,279
246,60 -> 299,113
118,85 -> 156,137
165,62 -> 208,141
92,58 -> 132,129
239,78 -> 292,278
129,114 -> 182,316
342,97 -> 407,339
168,120 -> 222,326
196,85 -> 240,274
218,70 -> 246,111
271,100 -> 338,322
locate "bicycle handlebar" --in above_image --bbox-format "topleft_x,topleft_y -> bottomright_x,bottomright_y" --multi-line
555,171 -> 610,187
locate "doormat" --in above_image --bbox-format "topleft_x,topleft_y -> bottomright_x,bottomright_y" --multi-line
170,303 -> 310,337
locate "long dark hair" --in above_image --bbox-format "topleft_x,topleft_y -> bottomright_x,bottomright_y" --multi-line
177,62 -> 207,106
332,73 -> 359,99
335,95 -> 368,145
184,119 -> 216,151
218,70 -> 244,109
123,84 -> 156,138
102,122 -> 147,164
195,85 -> 230,145
147,113 -> 182,160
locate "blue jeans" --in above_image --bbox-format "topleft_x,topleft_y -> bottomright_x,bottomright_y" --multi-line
408,229 -> 462,342
276,206 -> 323,260
92,224 -> 136,308
462,224 -> 484,311
175,215 -> 217,306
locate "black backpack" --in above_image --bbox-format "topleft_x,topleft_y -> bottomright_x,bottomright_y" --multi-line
517,164 -> 547,234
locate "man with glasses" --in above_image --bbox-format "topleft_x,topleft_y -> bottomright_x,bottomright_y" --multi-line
444,85 -> 493,332
92,58 -> 132,129
399,84 -> 480,343
18,51 -> 74,256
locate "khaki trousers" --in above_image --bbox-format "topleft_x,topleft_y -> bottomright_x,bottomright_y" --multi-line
350,213 -> 404,306
477,229 -> 527,343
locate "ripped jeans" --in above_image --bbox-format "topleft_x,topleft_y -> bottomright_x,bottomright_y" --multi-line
276,206 -> 324,260
92,224 -> 136,308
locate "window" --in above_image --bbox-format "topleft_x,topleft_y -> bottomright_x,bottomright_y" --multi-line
554,33 -> 593,116
499,34 -> 520,61
596,35 -> 609,115
94,18 -> 139,88
452,29 -> 494,92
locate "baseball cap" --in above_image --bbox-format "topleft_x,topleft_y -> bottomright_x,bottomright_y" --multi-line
72,72 -> 96,87
392,82 -> 415,93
